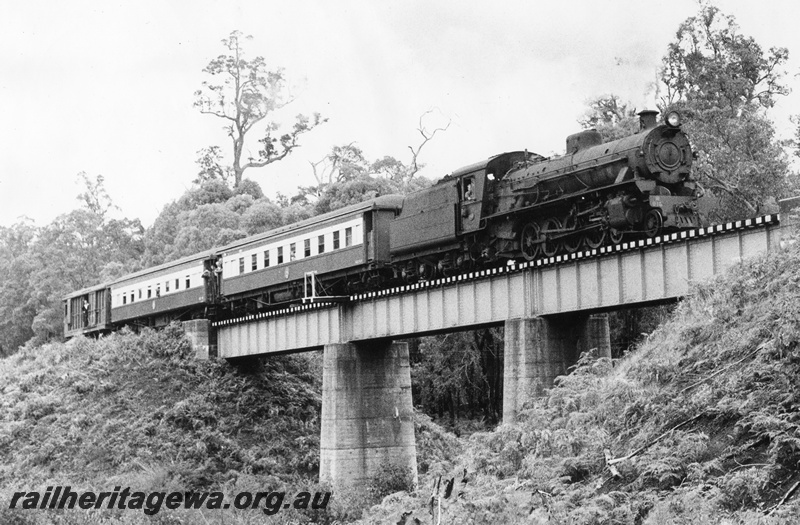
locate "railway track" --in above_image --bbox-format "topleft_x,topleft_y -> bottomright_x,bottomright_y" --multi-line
212,213 -> 779,329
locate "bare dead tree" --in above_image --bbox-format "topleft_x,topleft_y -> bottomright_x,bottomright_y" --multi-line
194,31 -> 326,187
407,109 -> 451,184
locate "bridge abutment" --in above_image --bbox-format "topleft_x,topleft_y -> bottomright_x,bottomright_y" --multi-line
182,319 -> 217,359
319,341 -> 417,488
503,313 -> 610,423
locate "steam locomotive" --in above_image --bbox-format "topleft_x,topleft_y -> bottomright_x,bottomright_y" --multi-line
391,109 -> 710,279
65,110 -> 713,337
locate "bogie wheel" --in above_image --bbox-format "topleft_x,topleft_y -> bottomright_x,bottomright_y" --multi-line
519,222 -> 541,261
400,263 -> 417,283
456,253 -> 477,273
643,209 -> 663,238
418,262 -> 435,281
540,217 -> 562,257
585,227 -> 606,249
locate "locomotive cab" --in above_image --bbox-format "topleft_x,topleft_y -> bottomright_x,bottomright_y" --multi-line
459,173 -> 483,232
452,151 -> 541,234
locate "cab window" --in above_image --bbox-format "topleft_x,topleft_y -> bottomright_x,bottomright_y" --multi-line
463,177 -> 475,200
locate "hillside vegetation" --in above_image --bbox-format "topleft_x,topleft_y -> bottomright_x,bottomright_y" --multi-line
0,324 -> 463,524
0,326 -> 328,523
357,241 -> 800,524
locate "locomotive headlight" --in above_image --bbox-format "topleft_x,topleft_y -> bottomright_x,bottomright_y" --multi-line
665,111 -> 682,128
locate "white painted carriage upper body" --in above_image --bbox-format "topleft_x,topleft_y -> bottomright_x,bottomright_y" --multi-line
220,217 -> 363,279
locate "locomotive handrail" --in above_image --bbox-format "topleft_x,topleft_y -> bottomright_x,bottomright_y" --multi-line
483,179 -> 631,222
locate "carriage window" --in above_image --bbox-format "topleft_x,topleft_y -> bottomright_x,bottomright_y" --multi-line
123,294 -> 127,305
264,250 -> 270,268
345,227 -> 353,247
147,286 -> 152,299
251,254 -> 257,271
156,285 -> 161,298
175,278 -> 180,290
277,247 -> 284,264
138,289 -> 142,299
290,243 -> 296,260
131,292 -> 135,303
165,281 -> 170,293
238,257 -> 245,274
333,231 -> 340,250
318,235 -> 325,254
185,275 -> 190,288
304,239 -> 311,257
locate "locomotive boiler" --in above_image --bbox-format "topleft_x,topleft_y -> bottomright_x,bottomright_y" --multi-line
390,110 -> 714,278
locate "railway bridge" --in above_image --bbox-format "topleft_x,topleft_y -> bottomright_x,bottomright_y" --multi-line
185,210 -> 788,487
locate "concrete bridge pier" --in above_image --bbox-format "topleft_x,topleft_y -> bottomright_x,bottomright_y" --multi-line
319,340 -> 417,488
503,313 -> 611,423
183,319 -> 217,359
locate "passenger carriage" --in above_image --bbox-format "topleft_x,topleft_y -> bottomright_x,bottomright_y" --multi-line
218,195 -> 403,313
63,282 -> 113,338
109,250 -> 217,328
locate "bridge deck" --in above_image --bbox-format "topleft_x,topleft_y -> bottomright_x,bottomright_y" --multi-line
216,216 -> 780,358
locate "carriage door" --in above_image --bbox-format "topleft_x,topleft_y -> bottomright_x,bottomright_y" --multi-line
459,173 -> 482,233
203,257 -> 220,303
365,212 -> 374,261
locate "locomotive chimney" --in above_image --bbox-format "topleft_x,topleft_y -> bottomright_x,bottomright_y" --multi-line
638,110 -> 658,130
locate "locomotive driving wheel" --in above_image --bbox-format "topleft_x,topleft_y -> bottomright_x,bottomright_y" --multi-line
584,226 -> 606,249
643,209 -> 663,238
562,214 -> 582,253
519,222 -> 541,261
540,217 -> 562,257
609,227 -> 624,245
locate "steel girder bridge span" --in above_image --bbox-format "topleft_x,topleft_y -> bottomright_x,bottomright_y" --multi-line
197,214 -> 782,487
215,214 -> 779,352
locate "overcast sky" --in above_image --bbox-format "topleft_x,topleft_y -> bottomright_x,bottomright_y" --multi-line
2,0 -> 799,228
